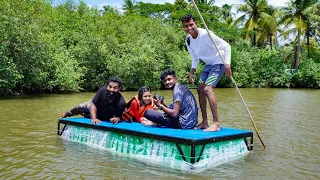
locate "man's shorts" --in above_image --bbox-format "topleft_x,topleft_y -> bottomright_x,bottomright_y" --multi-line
199,64 -> 225,87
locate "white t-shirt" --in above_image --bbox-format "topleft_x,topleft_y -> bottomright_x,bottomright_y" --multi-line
186,28 -> 231,69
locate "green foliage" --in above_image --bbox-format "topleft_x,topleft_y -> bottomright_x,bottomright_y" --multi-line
226,44 -> 257,87
253,49 -> 291,88
220,44 -> 291,88
291,60 -> 320,88
0,0 -> 319,96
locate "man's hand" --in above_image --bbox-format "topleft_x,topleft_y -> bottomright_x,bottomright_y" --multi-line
225,64 -> 232,78
153,98 -> 161,108
91,118 -> 101,124
189,72 -> 195,84
110,117 -> 120,124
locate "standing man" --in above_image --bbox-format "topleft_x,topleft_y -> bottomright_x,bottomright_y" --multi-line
142,69 -> 198,129
60,76 -> 126,124
181,13 -> 232,132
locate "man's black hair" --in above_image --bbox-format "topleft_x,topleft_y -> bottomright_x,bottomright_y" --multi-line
181,13 -> 196,24
106,76 -> 122,88
160,69 -> 176,80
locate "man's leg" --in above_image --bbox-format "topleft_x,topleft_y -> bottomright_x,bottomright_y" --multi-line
144,109 -> 179,128
203,64 -> 225,132
195,82 -> 210,129
60,101 -> 91,118
203,85 -> 220,131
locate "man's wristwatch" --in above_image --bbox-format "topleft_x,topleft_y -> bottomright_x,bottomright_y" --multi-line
159,104 -> 163,110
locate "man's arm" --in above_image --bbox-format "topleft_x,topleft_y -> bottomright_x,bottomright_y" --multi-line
207,31 -> 232,77
90,103 -> 101,124
187,44 -> 199,84
186,42 -> 200,70
161,101 -> 181,118
110,97 -> 126,124
90,87 -> 104,124
154,99 -> 180,119
189,68 -> 196,84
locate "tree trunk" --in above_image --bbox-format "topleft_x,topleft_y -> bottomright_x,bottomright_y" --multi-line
295,30 -> 301,70
307,33 -> 310,58
269,34 -> 273,50
253,28 -> 256,46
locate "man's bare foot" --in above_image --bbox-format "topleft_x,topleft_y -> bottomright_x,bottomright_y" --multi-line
194,122 -> 209,129
141,119 -> 158,126
204,123 -> 220,132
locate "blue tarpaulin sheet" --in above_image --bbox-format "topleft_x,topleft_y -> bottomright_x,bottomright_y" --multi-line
60,117 -> 252,141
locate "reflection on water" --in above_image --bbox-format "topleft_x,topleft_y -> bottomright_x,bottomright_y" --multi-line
0,89 -> 319,179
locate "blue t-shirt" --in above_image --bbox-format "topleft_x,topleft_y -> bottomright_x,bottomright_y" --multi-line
173,83 -> 198,129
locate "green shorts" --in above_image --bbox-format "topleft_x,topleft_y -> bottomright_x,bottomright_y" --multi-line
199,64 -> 225,87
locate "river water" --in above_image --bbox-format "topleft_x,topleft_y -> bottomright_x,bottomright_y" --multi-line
0,88 -> 319,179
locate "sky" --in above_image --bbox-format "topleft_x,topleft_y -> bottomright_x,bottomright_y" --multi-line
55,0 -> 290,10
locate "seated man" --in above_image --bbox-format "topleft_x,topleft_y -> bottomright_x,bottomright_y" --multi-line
142,69 -> 198,129
60,76 -> 126,124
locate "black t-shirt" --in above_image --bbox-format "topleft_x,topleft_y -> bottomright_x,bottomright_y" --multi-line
91,86 -> 126,121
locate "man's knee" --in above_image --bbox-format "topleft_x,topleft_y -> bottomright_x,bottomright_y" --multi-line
204,85 -> 213,95
144,109 -> 153,119
145,109 -> 164,120
76,101 -> 91,109
197,83 -> 206,93
71,101 -> 91,115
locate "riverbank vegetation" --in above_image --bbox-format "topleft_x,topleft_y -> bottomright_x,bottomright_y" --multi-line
1,0 -> 319,96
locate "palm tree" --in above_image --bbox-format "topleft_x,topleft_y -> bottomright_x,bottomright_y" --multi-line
187,0 -> 215,6
303,1 -> 320,57
101,5 -> 120,15
256,5 -> 278,49
220,4 -> 236,24
123,0 -> 136,15
231,0 -> 276,47
278,0 -> 318,69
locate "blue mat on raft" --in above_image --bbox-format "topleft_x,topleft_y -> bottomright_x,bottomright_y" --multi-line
60,117 -> 252,141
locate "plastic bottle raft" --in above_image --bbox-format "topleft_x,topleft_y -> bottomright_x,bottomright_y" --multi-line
58,117 -> 253,172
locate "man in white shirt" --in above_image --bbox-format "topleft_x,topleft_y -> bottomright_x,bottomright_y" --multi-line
181,13 -> 232,132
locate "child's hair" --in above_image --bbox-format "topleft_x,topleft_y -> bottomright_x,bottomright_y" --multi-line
138,86 -> 151,105
160,69 -> 176,80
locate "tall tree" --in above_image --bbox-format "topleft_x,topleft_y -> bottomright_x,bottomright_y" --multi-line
231,0 -> 276,47
303,0 -> 320,57
278,0 -> 318,69
123,0 -> 136,15
187,0 -> 215,6
220,4 -> 236,24
256,5 -> 278,49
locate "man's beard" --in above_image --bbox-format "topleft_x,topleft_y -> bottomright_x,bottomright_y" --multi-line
106,90 -> 119,101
